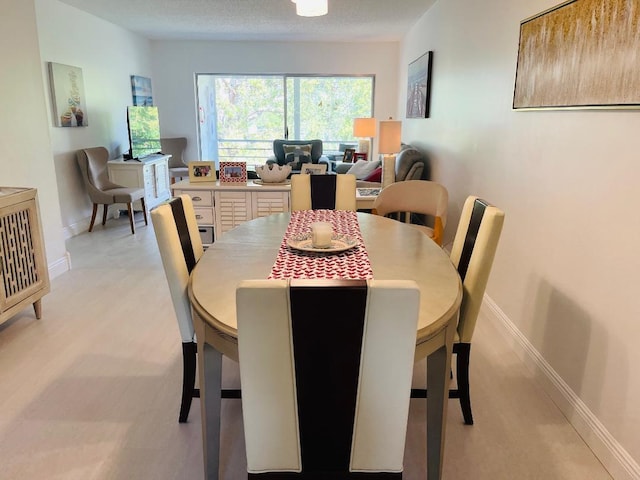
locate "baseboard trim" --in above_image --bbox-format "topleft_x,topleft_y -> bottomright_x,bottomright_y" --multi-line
48,251 -> 71,280
63,219 -> 89,239
482,295 -> 640,480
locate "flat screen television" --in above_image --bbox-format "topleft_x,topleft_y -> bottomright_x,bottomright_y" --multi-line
127,106 -> 162,159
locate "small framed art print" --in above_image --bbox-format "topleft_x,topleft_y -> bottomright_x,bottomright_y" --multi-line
300,164 -> 327,175
188,161 -> 215,182
342,148 -> 356,163
219,161 -> 248,183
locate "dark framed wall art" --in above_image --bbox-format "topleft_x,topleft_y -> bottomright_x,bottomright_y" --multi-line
513,0 -> 640,110
406,51 -> 433,118
131,75 -> 153,106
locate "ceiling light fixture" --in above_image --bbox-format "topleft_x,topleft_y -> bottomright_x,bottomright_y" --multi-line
295,0 -> 328,17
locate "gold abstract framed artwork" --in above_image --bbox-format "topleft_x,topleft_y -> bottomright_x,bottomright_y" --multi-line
513,0 -> 640,110
48,62 -> 88,126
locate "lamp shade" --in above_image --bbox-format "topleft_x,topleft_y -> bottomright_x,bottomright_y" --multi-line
353,118 -> 376,138
296,0 -> 328,16
378,119 -> 402,154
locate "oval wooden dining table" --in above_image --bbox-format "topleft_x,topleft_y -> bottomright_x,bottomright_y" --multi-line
189,212 -> 462,480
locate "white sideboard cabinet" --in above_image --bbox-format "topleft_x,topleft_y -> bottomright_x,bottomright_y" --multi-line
171,180 -> 291,244
0,187 -> 50,325
108,155 -> 171,211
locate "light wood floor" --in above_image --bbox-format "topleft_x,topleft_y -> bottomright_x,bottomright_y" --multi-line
0,215 -> 613,479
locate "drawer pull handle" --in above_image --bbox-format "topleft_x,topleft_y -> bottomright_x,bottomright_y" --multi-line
196,215 -> 203,219
192,196 -> 202,201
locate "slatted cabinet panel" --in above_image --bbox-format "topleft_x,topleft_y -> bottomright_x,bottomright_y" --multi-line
214,191 -> 252,235
0,188 -> 50,325
251,191 -> 290,219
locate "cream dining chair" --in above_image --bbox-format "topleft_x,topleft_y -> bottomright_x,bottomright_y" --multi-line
372,180 -> 448,246
151,194 -> 204,422
237,278 -> 420,477
290,173 -> 357,211
450,196 -> 504,424
412,195 -> 504,425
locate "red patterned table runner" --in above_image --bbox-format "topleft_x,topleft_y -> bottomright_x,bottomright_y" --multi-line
268,210 -> 373,280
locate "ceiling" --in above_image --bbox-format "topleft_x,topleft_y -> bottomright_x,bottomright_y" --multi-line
57,0 -> 436,42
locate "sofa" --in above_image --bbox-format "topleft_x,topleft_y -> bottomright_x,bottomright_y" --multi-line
336,144 -> 426,188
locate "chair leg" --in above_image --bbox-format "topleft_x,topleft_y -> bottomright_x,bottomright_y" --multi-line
89,204 -> 98,232
126,202 -> 135,234
455,343 -> 474,425
140,197 -> 148,226
102,204 -> 109,226
179,341 -> 198,423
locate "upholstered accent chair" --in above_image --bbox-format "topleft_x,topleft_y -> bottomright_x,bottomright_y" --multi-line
268,139 -> 325,171
372,180 -> 449,246
77,146 -> 147,234
237,279 -> 420,478
160,137 -> 188,184
290,173 -> 357,212
151,195 -> 205,422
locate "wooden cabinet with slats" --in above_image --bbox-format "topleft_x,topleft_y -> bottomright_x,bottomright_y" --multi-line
171,180 -> 291,244
0,188 -> 50,325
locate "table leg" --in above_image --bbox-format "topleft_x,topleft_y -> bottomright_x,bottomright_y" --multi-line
197,329 -> 223,480
426,321 -> 455,480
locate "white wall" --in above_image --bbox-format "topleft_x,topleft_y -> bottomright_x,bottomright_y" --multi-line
35,0 -> 153,237
400,0 -> 640,477
150,40 -> 400,163
0,1 -> 67,276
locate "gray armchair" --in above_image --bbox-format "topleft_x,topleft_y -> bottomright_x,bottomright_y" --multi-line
267,139 -> 327,171
77,147 -> 147,234
160,137 -> 188,183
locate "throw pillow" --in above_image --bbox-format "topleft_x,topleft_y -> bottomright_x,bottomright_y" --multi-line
283,144 -> 312,156
362,166 -> 382,182
285,153 -> 311,166
345,159 -> 381,180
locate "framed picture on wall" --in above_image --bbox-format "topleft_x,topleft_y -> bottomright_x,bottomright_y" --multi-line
48,62 -> 88,127
131,75 -> 153,106
406,51 -> 433,118
513,0 -> 640,109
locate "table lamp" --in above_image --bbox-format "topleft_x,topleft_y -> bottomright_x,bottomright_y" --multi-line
378,118 -> 402,188
353,117 -> 376,158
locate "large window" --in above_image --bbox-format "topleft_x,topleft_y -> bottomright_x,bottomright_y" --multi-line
196,74 -> 374,170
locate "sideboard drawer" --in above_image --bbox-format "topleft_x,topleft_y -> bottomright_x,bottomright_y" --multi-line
175,189 -> 213,207
193,207 -> 214,225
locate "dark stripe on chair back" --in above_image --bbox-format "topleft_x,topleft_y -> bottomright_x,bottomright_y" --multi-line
169,197 -> 197,273
247,280 -> 399,479
457,198 -> 488,281
310,174 -> 337,210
